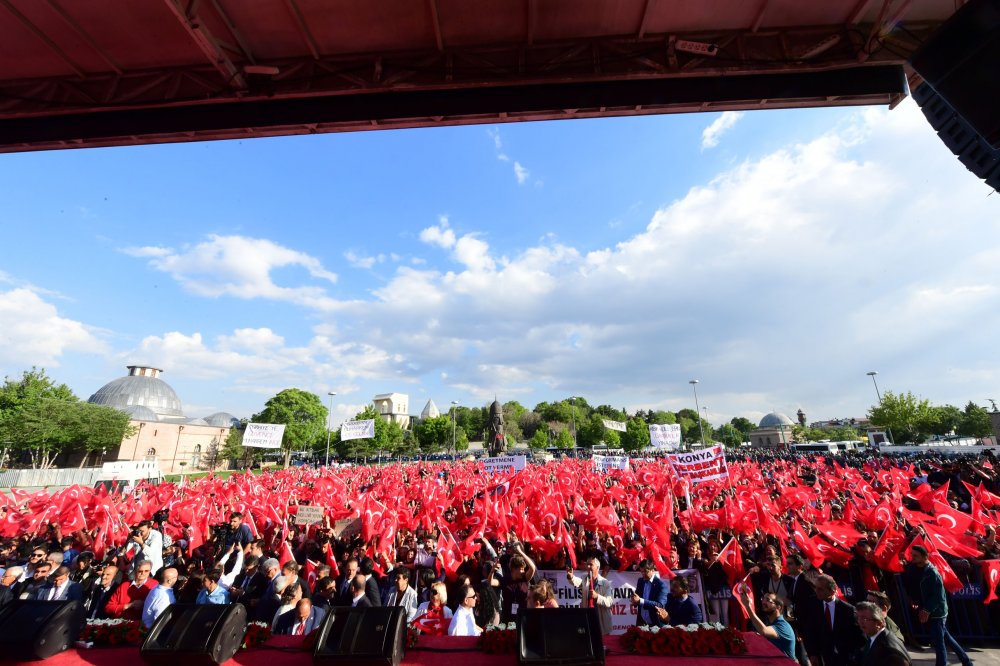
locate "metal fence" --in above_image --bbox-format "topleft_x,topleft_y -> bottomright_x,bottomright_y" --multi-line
0,467 -> 102,488
888,567 -> 1000,643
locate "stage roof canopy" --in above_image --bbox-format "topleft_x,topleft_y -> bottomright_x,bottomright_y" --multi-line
0,0 -> 960,152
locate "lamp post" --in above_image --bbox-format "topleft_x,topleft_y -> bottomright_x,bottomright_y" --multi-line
689,380 -> 707,448
324,391 -> 337,466
570,397 -> 577,450
866,371 -> 894,445
451,401 -> 458,460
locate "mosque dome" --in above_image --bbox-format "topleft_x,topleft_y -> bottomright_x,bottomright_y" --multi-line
88,365 -> 184,421
204,412 -> 241,428
121,404 -> 159,421
758,412 -> 795,428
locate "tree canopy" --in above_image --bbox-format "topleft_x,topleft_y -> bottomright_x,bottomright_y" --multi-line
252,388 -> 327,467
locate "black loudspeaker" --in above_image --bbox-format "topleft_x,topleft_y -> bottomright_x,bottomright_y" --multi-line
910,0 -> 1000,148
140,603 -> 247,666
518,608 -> 605,666
0,600 -> 85,661
313,606 -> 405,666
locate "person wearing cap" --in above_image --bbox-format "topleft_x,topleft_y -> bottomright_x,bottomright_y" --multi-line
631,559 -> 668,627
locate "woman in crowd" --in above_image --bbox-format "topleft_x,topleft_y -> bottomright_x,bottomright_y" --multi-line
414,581 -> 453,636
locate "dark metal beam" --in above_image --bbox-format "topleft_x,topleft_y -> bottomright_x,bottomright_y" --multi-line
45,0 -> 122,74
162,0 -> 246,88
0,0 -> 86,77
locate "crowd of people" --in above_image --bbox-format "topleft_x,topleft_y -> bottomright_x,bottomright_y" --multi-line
1,449 -> 999,666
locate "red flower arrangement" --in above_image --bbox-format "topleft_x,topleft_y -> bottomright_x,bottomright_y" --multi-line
79,619 -> 145,646
406,623 -> 421,648
478,623 -> 518,654
619,624 -> 747,656
243,621 -> 271,649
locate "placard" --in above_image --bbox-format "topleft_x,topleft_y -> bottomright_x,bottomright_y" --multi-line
482,455 -> 527,474
667,444 -> 729,484
649,423 -> 681,450
333,517 -> 361,540
294,505 -> 324,525
242,423 -> 285,449
341,419 -> 376,441
602,419 -> 627,433
593,454 -> 630,472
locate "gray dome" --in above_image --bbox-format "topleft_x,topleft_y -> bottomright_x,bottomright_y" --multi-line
186,417 -> 209,425
88,365 -> 184,420
759,412 -> 794,428
122,404 -> 159,421
204,412 -> 240,427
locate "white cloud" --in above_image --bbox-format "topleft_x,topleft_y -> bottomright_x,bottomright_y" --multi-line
123,234 -> 339,310
701,111 -> 744,149
343,250 -> 385,269
514,161 -> 529,185
0,288 -> 106,368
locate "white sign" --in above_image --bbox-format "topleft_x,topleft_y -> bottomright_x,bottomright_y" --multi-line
341,419 -> 376,441
242,423 -> 285,449
667,444 -> 729,484
294,505 -> 324,525
868,431 -> 888,449
538,569 -> 706,635
602,419 -> 627,433
593,454 -> 630,472
649,423 -> 682,450
482,455 -> 527,474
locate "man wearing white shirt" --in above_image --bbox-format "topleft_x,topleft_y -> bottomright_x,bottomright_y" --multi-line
142,568 -> 178,629
448,584 -> 482,636
128,522 -> 164,576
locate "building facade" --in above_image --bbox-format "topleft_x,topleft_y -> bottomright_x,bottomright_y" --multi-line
373,392 -> 410,428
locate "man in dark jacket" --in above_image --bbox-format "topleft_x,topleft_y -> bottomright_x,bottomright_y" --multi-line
800,574 -> 865,666
907,546 -> 972,666
631,559 -> 668,627
856,601 -> 910,666
274,598 -> 326,635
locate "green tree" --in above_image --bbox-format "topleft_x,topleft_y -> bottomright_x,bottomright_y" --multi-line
577,413 -> 605,449
730,417 -> 756,438
958,401 -> 993,438
553,428 -> 574,450
528,428 -> 549,450
647,411 -> 676,425
931,405 -> 963,436
333,405 -> 407,461
867,390 -> 936,443
715,423 -> 744,448
74,402 -> 137,467
414,415 -> 453,453
621,418 -> 651,454
502,403 -> 524,443
519,411 -> 542,439
220,425 -> 246,466
456,406 -> 486,443
252,388 -> 327,467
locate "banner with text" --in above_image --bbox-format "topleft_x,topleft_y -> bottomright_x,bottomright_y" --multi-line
649,424 -> 682,450
602,419 -> 627,433
667,445 -> 729,484
242,423 -> 285,449
340,419 -> 376,441
537,569 -> 706,635
482,455 -> 527,474
593,454 -> 630,472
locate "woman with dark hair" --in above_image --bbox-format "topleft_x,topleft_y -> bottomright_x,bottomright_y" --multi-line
528,579 -> 559,608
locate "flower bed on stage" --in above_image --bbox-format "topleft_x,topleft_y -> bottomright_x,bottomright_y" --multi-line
478,623 -> 518,654
79,619 -> 145,646
619,623 -> 747,656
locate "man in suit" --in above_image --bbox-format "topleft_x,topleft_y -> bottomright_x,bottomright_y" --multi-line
32,566 -> 83,601
658,575 -> 704,626
275,598 -> 326,635
358,557 -> 381,607
85,565 -> 119,619
630,559 -> 668,627
349,575 -> 372,608
383,567 -> 419,622
567,556 -> 614,635
786,554 -> 816,666
231,556 -> 268,606
801,574 -> 865,666
0,566 -> 23,608
334,558 -> 359,606
856,601 -> 910,666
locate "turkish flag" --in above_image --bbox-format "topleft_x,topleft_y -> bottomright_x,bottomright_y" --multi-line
873,522 -> 907,573
863,498 -> 895,532
279,540 -> 296,568
792,519 -> 824,568
717,537 -> 745,585
920,522 -> 982,559
813,536 -> 853,568
815,521 -> 865,549
981,560 -> 1000,604
931,500 -> 977,535
303,559 -> 319,593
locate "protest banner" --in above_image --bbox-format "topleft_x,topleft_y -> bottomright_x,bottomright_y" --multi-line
649,424 -> 682,450
602,419 -> 627,433
482,455 -> 527,474
294,505 -> 324,525
341,419 -> 376,441
667,445 -> 729,484
333,517 -> 361,540
242,423 -> 285,449
538,569 -> 705,634
593,454 -> 630,472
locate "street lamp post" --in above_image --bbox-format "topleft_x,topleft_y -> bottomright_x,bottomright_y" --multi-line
324,391 -> 337,466
570,397 -> 577,450
866,371 -> 894,445
451,401 -> 458,460
689,380 -> 707,448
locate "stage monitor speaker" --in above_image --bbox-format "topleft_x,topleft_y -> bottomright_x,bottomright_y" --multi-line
140,603 -> 247,666
0,600 -> 85,661
312,606 -> 406,666
518,608 -> 605,666
910,0 -> 1000,148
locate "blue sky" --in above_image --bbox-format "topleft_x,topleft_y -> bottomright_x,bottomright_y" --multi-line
1,100 -> 998,431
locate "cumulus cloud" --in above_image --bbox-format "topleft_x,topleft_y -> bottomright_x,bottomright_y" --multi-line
701,111 -> 744,149
419,216 -> 457,249
344,250 -> 385,269
0,288 -> 106,368
123,234 -> 339,310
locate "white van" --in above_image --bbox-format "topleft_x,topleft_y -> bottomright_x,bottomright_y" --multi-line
95,459 -> 163,492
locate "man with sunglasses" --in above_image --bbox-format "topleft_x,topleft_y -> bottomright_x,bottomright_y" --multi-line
448,584 -> 482,636
18,549 -> 48,582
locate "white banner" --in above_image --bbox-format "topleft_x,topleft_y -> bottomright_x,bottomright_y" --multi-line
649,423 -> 682,450
537,569 -> 705,634
593,454 -> 630,472
242,423 -> 285,449
294,505 -> 324,525
341,419 -> 376,441
868,431 -> 888,449
482,455 -> 527,474
667,444 -> 729,484
602,419 -> 627,433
